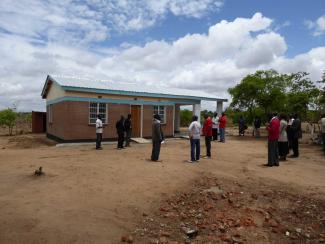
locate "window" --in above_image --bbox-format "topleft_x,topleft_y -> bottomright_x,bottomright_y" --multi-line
89,103 -> 107,124
153,106 -> 166,124
48,105 -> 53,123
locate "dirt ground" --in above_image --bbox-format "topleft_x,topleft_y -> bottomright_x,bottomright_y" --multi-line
0,131 -> 324,244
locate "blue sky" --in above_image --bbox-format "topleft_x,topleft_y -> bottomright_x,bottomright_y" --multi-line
106,0 -> 325,56
0,0 -> 324,111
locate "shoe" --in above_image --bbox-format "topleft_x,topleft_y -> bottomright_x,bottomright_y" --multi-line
117,148 -> 122,150
196,159 -> 200,162
96,147 -> 103,150
187,160 -> 194,163
288,155 -> 298,158
122,147 -> 127,149
263,164 -> 272,167
202,156 -> 211,159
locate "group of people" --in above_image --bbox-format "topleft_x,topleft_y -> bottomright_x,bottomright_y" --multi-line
95,114 -> 132,150
94,110 -> 324,166
267,113 -> 302,167
188,112 -> 227,163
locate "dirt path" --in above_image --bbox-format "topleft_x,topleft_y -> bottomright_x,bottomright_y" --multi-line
0,134 -> 324,243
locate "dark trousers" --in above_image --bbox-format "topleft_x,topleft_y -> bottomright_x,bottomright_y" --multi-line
125,129 -> 132,146
96,133 -> 102,149
151,140 -> 161,161
292,138 -> 299,156
190,138 -> 200,161
205,136 -> 212,157
212,128 -> 218,141
268,140 -> 279,166
117,132 -> 124,148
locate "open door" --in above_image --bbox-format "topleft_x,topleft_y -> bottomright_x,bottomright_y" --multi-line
131,105 -> 141,137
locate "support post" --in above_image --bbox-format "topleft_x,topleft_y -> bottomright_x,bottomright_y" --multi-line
193,103 -> 201,120
174,104 -> 180,133
217,101 -> 223,115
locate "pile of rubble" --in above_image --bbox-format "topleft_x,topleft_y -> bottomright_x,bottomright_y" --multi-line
122,177 -> 325,243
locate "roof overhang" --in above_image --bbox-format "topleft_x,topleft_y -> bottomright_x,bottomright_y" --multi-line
41,75 -> 228,103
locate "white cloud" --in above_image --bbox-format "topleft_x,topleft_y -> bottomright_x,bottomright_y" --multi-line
305,15 -> 325,36
0,0 -> 224,45
0,12 -> 324,112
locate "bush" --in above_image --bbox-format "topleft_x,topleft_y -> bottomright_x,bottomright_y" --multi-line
0,109 -> 17,135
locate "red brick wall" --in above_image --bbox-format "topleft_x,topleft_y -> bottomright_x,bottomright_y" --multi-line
47,101 -> 174,141
47,101 -> 130,140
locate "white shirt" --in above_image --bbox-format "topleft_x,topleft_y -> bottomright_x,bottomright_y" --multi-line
212,116 -> 219,129
189,121 -> 201,139
320,117 -> 325,133
96,118 -> 103,134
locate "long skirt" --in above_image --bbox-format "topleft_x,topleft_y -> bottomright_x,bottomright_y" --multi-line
278,141 -> 289,158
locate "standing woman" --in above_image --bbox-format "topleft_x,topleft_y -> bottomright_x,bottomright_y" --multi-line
278,114 -> 289,161
116,116 -> 125,149
212,112 -> 219,141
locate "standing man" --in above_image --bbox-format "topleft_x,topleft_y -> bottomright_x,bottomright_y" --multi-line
319,114 -> 325,154
188,115 -> 201,163
238,115 -> 246,136
202,114 -> 213,159
289,113 -> 302,158
219,112 -> 227,142
253,116 -> 261,138
116,116 -> 125,150
212,112 -> 219,141
96,115 -> 103,150
151,114 -> 164,162
124,114 -> 132,147
266,113 -> 280,166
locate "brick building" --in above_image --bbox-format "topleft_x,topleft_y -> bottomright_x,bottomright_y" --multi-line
41,75 -> 227,142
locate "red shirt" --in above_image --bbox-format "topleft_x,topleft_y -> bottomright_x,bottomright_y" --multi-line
202,117 -> 213,136
219,115 -> 227,128
267,117 -> 280,141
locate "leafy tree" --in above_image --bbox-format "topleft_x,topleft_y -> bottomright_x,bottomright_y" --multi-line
228,70 -> 288,119
0,109 -> 17,136
228,70 -> 320,122
180,109 -> 192,126
286,72 -> 319,120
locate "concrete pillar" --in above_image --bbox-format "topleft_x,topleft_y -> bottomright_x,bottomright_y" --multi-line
217,101 -> 223,115
193,103 -> 201,119
174,104 -> 180,133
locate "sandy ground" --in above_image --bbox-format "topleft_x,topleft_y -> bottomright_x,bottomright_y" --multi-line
0,132 -> 324,244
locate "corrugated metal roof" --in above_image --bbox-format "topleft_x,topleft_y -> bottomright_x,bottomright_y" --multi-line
46,75 -> 227,101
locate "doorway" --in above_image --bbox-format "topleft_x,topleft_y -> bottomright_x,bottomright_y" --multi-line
131,105 -> 141,137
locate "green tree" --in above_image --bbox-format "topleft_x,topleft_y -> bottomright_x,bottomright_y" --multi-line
228,70 -> 321,122
228,70 -> 288,120
286,72 -> 319,120
0,109 -> 17,136
180,109 -> 192,127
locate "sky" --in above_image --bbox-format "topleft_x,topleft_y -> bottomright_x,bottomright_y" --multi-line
0,0 -> 324,112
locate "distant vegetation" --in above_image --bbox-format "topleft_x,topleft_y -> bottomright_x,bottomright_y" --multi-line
227,70 -> 324,124
0,109 -> 31,136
